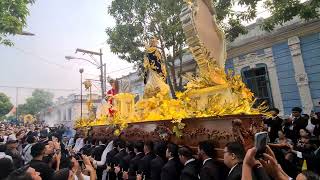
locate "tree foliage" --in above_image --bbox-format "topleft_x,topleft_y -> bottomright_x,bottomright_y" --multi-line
0,92 -> 13,119
17,89 -> 54,116
106,0 -> 319,93
107,0 -> 186,96
214,0 -> 320,38
0,0 -> 35,46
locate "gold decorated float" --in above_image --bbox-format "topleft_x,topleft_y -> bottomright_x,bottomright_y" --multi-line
76,0 -> 267,152
23,114 -> 36,124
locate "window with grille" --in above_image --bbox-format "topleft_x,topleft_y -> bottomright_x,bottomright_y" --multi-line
241,63 -> 274,108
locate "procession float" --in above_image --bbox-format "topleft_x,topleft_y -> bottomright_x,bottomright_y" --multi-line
75,0 -> 267,158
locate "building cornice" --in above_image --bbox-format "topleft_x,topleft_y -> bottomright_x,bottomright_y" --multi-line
227,19 -> 320,59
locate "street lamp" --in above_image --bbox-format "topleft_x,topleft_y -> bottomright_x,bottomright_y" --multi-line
79,68 -> 84,120
65,56 -> 99,66
18,31 -> 35,36
65,52 -> 106,98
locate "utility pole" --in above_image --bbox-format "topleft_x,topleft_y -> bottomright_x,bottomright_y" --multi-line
79,69 -> 84,120
103,63 -> 107,94
75,48 -> 104,99
16,87 -> 19,121
99,49 -> 105,97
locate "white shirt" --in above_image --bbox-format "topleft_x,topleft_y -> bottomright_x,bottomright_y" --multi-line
306,119 -> 315,136
228,163 -> 238,175
0,152 -> 12,161
22,144 -> 33,164
73,138 -> 84,153
68,137 -> 74,147
184,158 -> 195,166
74,173 -> 90,180
93,140 -> 114,167
203,158 -> 212,165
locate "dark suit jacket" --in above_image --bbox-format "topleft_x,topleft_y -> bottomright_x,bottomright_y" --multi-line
128,152 -> 145,180
226,163 -> 242,180
150,155 -> 165,180
114,149 -> 128,180
114,149 -> 128,165
302,147 -> 320,175
91,144 -> 106,180
311,115 -> 320,137
92,144 -> 106,161
293,116 -> 308,135
264,116 -> 283,142
106,148 -> 119,166
138,152 -> 156,180
121,151 -> 135,171
161,158 -> 182,180
105,148 -> 119,180
200,159 -> 228,180
180,159 -> 199,180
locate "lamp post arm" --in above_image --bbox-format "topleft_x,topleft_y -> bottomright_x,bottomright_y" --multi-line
65,56 -> 99,67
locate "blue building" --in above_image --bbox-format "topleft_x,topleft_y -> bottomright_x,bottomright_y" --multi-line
227,18 -> 320,115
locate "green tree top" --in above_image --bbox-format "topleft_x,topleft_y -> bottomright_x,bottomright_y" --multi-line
17,89 -> 54,116
0,0 -> 35,46
0,92 -> 13,118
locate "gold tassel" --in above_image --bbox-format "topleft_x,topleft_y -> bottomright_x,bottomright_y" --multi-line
302,159 -> 307,171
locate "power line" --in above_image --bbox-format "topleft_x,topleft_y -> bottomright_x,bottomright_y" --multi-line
13,46 -> 70,69
12,46 -> 104,77
0,85 -> 78,92
106,66 -> 134,74
13,46 -> 134,75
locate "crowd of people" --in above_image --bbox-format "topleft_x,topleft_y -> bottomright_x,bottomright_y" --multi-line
0,106 -> 319,180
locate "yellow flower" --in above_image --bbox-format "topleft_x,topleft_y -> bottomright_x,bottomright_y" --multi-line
114,129 -> 120,136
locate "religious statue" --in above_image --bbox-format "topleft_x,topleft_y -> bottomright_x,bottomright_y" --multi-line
105,79 -> 118,116
143,37 -> 166,84
143,37 -> 170,98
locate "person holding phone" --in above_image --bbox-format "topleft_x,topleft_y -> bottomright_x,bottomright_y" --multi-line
29,142 -> 61,180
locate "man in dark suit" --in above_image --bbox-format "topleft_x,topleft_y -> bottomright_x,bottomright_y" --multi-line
292,107 -> 309,135
125,141 -> 145,180
115,142 -> 136,179
178,146 -> 199,180
198,140 -> 228,180
285,107 -> 309,143
150,141 -> 166,180
120,142 -> 136,172
137,141 -> 156,180
114,139 -> 128,165
91,140 -> 107,180
105,139 -> 119,180
263,108 -> 283,142
161,143 -> 182,180
113,139 -> 127,180
223,142 -> 246,180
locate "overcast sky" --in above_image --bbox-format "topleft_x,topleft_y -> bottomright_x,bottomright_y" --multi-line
0,0 -> 135,105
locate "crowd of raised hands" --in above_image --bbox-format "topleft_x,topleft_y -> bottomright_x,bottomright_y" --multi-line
243,144 -> 320,180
